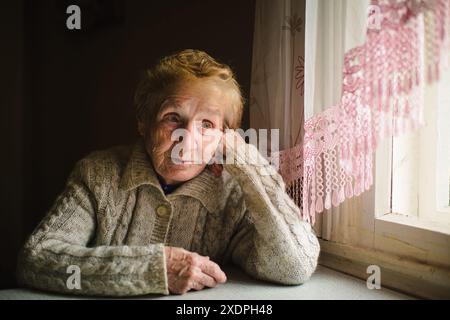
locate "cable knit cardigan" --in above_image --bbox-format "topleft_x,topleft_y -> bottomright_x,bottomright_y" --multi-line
17,138 -> 320,296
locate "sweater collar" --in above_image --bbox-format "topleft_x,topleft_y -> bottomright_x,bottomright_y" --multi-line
119,138 -> 223,213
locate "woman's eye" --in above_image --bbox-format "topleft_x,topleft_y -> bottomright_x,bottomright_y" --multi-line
201,120 -> 214,129
165,114 -> 180,123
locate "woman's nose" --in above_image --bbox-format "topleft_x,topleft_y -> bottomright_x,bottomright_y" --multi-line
184,121 -> 202,144
176,121 -> 201,160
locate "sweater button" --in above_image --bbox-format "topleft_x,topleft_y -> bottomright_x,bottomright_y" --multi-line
156,205 -> 170,217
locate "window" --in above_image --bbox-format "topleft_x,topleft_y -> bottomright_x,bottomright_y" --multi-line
390,67 -> 450,228
370,67 -> 450,280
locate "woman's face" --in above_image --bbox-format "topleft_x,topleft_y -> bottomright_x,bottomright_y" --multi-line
141,79 -> 227,185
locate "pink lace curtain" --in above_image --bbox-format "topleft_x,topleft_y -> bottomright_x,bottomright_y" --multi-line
272,0 -> 450,224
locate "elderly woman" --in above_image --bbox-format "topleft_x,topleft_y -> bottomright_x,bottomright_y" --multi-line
17,49 -> 320,296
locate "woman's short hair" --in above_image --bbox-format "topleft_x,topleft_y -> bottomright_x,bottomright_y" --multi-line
134,49 -> 244,129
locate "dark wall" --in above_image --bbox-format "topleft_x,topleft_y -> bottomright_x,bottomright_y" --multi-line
0,0 -> 255,289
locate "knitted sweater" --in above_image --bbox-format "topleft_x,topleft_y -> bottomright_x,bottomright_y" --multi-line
16,138 -> 320,296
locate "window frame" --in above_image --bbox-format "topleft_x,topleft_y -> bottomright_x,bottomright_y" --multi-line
372,113 -> 450,268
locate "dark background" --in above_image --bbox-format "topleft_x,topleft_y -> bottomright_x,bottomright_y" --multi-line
0,0 -> 255,289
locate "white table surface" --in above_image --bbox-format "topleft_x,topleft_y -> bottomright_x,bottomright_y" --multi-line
0,265 -> 413,300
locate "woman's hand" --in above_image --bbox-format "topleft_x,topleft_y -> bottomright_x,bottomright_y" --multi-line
207,128 -> 246,177
164,246 -> 227,295
222,128 -> 246,154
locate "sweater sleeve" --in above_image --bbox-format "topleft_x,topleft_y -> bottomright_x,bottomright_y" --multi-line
223,142 -> 320,285
16,158 -> 168,297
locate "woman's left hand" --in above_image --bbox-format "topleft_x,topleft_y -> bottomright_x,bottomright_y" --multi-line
207,129 -> 246,177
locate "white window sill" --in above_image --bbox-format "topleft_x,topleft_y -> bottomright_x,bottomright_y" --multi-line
377,213 -> 450,236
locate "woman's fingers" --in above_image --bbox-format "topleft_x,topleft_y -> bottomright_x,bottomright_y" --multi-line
165,246 -> 227,294
175,266 -> 217,293
199,258 -> 227,284
195,271 -> 218,288
222,129 -> 247,157
189,279 -> 205,291
176,258 -> 223,287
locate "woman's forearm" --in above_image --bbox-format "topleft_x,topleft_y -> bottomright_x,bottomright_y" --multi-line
18,238 -> 168,296
17,159 -> 168,297
224,142 -> 320,284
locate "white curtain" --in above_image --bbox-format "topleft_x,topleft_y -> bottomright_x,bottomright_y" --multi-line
304,0 -> 369,240
249,0 -> 306,151
304,0 -> 369,120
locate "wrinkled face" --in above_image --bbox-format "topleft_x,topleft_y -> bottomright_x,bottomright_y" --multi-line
140,79 -> 227,185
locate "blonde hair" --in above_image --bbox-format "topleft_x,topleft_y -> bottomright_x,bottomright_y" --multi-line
134,49 -> 244,129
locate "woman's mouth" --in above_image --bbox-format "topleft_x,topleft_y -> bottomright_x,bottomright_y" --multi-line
176,160 -> 195,165
165,154 -> 201,165
166,157 -> 197,166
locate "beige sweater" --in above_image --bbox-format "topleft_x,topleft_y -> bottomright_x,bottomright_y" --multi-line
17,138 -> 320,296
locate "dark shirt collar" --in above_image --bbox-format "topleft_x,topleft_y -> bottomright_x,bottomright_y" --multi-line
156,174 -> 180,195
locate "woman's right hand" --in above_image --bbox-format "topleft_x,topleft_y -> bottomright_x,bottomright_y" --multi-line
164,246 -> 227,294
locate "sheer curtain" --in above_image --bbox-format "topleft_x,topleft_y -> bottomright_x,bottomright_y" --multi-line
250,0 -> 305,152
250,0 -> 306,214
304,0 -> 369,240
304,0 -> 369,120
